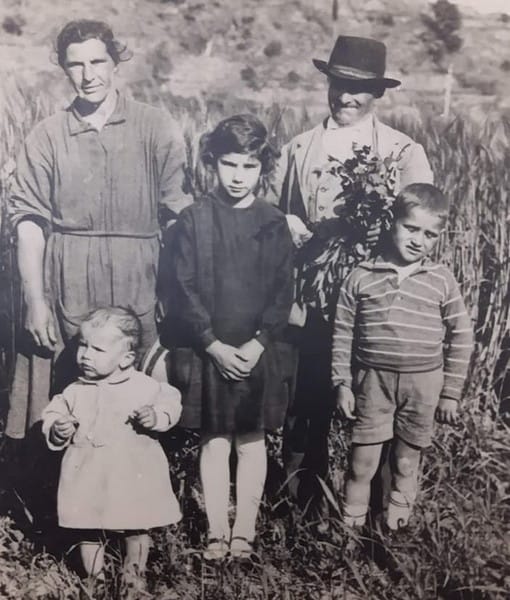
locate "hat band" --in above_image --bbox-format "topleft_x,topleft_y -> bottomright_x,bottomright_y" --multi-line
327,64 -> 379,80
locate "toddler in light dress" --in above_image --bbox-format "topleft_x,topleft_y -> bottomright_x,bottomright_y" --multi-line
42,306 -> 182,592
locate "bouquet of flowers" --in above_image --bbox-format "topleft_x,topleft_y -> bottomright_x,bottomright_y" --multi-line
298,143 -> 406,317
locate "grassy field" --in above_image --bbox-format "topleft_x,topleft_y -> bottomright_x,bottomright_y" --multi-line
0,82 -> 509,599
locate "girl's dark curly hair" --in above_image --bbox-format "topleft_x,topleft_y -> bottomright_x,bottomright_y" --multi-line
200,114 -> 279,177
56,20 -> 131,68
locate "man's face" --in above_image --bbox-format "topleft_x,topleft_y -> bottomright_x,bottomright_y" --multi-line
327,78 -> 377,126
64,38 -> 117,107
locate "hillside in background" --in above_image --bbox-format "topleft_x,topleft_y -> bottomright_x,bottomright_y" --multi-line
0,0 -> 509,119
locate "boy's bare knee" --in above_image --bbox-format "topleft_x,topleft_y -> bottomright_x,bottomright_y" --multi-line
395,455 -> 417,478
351,454 -> 379,482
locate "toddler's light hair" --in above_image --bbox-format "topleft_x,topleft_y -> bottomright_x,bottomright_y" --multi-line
80,306 -> 141,351
393,183 -> 449,227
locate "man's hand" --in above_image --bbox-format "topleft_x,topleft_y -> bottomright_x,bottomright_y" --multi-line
336,384 -> 356,420
206,340 -> 251,381
51,416 -> 77,444
25,299 -> 57,351
235,338 -> 265,372
288,302 -> 307,327
133,405 -> 158,429
435,398 -> 458,425
285,215 -> 313,248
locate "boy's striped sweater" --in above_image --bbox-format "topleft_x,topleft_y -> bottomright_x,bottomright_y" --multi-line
331,257 -> 473,402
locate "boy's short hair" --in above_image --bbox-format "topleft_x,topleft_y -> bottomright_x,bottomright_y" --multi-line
80,306 -> 141,351
200,113 -> 279,175
393,183 -> 449,226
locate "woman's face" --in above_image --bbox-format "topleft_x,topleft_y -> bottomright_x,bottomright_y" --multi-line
63,38 -> 117,107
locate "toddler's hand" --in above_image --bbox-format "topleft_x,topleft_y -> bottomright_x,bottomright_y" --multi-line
52,416 -> 77,442
206,340 -> 251,381
435,398 -> 458,425
133,405 -> 158,429
235,338 -> 265,371
336,385 -> 356,420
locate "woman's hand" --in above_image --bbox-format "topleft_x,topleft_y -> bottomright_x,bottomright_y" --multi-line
235,338 -> 265,372
25,299 -> 57,351
336,385 -> 356,420
133,405 -> 158,429
206,340 -> 251,381
285,215 -> 313,248
51,416 -> 77,444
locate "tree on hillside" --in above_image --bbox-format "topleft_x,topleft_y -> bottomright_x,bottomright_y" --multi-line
420,0 -> 463,72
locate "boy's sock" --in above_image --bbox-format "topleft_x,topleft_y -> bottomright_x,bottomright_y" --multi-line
342,501 -> 368,527
386,490 -> 413,530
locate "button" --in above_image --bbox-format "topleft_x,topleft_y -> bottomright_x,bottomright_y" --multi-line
319,186 -> 327,192
318,206 -> 325,211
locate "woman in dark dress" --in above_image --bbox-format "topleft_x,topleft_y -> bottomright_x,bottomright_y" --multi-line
163,115 -> 294,559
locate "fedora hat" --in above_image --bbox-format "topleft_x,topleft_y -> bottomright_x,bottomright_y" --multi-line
313,35 -> 400,88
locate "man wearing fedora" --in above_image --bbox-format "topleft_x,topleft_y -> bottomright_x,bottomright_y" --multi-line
271,35 -> 434,514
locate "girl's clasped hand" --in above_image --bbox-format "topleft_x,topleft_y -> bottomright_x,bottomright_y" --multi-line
206,338 -> 265,381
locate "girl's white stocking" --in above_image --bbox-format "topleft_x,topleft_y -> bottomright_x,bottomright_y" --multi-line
200,434 -> 232,540
232,431 -> 266,542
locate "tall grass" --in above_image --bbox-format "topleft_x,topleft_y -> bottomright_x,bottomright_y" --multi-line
0,84 -> 508,599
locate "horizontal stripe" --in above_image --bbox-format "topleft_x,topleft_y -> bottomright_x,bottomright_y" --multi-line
443,294 -> 462,306
444,372 -> 466,379
444,311 -> 469,320
447,358 -> 471,364
360,306 -> 441,319
406,277 -> 444,298
399,290 -> 439,306
363,321 -> 443,332
336,303 -> 355,314
356,335 -> 441,345
362,348 -> 442,358
359,275 -> 394,293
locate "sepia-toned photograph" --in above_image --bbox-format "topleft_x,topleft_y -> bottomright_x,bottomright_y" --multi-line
0,0 -> 508,598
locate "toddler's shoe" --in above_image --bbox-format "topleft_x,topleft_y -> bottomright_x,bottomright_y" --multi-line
342,501 -> 368,527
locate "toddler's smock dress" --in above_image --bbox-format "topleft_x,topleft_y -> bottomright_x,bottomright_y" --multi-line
41,368 -> 182,530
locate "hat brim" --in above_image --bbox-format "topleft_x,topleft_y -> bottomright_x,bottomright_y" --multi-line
312,59 -> 401,88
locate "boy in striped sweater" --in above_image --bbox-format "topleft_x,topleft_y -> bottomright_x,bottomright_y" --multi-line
332,183 -> 473,530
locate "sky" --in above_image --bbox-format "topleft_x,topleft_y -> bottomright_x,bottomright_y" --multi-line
453,0 -> 510,14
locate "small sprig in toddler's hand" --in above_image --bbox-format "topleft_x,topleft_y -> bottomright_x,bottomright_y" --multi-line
132,405 -> 158,430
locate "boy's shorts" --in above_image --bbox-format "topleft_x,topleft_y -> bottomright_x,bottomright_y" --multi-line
352,367 -> 444,448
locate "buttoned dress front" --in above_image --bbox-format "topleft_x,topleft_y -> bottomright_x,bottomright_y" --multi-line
7,94 -> 191,438
41,369 -> 182,530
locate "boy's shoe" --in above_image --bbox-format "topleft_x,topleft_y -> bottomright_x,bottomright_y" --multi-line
386,490 -> 412,531
342,501 -> 368,528
203,537 -> 229,561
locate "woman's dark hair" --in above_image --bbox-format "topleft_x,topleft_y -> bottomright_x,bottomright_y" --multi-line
200,114 -> 280,176
56,20 -> 131,67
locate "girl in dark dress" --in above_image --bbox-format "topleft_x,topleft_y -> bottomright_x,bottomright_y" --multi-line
164,115 -> 294,559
